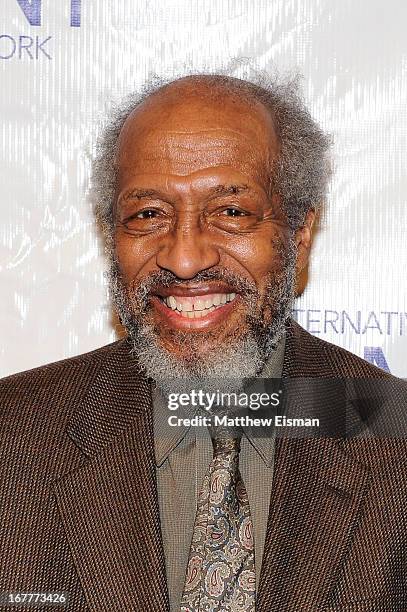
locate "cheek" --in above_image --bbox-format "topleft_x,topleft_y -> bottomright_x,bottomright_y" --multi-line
221,225 -> 289,286
114,232 -> 158,283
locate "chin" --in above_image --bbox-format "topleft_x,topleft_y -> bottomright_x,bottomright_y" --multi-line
157,335 -> 226,365
156,320 -> 248,359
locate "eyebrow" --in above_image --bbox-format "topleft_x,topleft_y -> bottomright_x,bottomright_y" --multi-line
126,189 -> 161,199
208,184 -> 250,197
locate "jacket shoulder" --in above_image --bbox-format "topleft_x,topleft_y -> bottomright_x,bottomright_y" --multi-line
286,320 -> 407,466
286,319 -> 395,379
0,340 -> 127,418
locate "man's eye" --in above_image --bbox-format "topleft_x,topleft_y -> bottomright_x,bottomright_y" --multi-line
136,209 -> 158,219
221,208 -> 247,217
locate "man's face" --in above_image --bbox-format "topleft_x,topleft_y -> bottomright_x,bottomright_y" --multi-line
111,83 -> 308,378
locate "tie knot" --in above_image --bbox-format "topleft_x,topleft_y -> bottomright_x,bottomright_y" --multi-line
211,436 -> 241,457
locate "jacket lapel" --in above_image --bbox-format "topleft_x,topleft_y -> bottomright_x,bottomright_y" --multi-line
52,340 -> 169,612
257,436 -> 371,611
257,321 -> 372,611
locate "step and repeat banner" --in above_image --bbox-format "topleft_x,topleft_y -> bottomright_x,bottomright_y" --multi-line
1,0 -> 406,377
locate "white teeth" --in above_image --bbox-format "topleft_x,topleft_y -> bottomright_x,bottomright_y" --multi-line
163,292 -> 237,316
164,296 -> 177,310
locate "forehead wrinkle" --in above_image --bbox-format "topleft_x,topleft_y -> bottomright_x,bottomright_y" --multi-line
123,134 -> 270,178
157,127 -> 264,139
118,105 -> 279,194
120,113 -> 277,163
138,130 -> 266,154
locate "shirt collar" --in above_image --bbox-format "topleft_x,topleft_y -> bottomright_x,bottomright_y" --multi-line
153,333 -> 285,468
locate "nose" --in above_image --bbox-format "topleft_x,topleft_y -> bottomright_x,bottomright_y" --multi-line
156,220 -> 220,280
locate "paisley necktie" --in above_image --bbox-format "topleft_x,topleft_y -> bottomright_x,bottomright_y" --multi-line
180,431 -> 256,611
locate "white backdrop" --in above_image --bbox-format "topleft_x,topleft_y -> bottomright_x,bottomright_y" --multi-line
1,0 -> 406,378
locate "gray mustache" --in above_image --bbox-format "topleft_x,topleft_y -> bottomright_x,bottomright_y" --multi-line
132,268 -> 258,302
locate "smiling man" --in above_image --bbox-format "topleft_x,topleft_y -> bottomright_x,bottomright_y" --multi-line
1,74 -> 407,612
99,76 -> 317,386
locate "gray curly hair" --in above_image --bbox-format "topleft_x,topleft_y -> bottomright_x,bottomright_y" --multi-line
91,71 -> 331,235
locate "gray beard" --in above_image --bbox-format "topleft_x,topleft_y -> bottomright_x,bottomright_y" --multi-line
108,240 -> 296,398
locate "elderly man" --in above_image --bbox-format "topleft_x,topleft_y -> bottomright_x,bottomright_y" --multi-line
1,74 -> 406,612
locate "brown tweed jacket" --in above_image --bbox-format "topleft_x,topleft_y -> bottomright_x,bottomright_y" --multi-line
0,319 -> 406,611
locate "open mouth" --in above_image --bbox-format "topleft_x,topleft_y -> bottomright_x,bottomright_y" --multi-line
150,286 -> 240,329
158,292 -> 237,319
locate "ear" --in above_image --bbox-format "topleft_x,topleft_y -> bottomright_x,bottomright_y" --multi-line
295,209 -> 316,275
